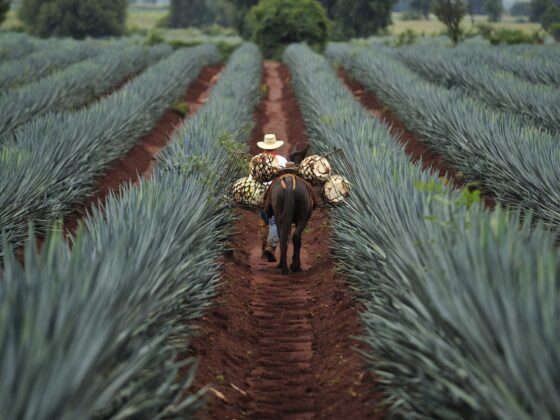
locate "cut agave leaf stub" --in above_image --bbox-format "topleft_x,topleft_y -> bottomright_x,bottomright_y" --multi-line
249,153 -> 278,183
299,155 -> 331,184
323,175 -> 350,204
232,176 -> 266,207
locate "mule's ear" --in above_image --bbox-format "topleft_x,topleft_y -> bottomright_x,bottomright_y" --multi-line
289,144 -> 310,165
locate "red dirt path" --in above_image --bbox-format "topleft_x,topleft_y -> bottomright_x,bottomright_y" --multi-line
338,69 -> 495,209
187,62 -> 382,419
63,64 -> 223,235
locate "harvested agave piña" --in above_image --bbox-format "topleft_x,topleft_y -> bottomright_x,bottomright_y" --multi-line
232,176 -> 266,207
322,175 -> 350,205
299,155 -> 331,184
249,153 -> 277,182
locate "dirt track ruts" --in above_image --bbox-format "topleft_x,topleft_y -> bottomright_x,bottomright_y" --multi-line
187,61 -> 382,419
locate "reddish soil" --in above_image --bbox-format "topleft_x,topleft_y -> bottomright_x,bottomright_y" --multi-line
187,62 -> 383,419
63,64 -> 223,235
13,64 -> 222,262
338,69 -> 495,209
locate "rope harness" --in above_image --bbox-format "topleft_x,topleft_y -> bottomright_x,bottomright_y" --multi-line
264,172 -> 318,212
280,174 -> 297,192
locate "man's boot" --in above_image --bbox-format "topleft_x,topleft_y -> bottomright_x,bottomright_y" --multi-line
263,244 -> 276,262
259,219 -> 269,259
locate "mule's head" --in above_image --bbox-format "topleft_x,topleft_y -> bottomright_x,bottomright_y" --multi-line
289,144 -> 310,165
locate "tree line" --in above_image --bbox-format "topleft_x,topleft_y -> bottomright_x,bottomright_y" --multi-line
0,0 -> 558,41
168,0 -> 396,40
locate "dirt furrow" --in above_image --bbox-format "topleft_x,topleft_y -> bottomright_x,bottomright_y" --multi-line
188,62 -> 382,419
63,64 -> 223,235
338,69 -> 495,208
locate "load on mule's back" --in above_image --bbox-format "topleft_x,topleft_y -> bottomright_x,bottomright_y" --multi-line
231,133 -> 350,274
256,133 -> 315,274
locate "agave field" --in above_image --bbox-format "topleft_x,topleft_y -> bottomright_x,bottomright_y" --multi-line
0,31 -> 559,419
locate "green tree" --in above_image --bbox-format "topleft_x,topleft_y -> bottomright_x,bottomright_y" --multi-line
331,0 -> 397,39
510,1 -> 531,16
530,0 -> 552,22
486,0 -> 503,21
246,0 -> 331,57
465,0 -> 485,24
168,0 -> 212,28
18,0 -> 42,27
411,0 -> 432,18
433,0 -> 466,44
206,0 -> 236,26
319,0 -> 338,15
549,22 -> 560,40
541,4 -> 560,28
226,0 -> 258,34
19,0 -> 127,38
226,0 -> 395,38
0,0 -> 9,25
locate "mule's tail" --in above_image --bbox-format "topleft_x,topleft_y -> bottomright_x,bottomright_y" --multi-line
280,177 -> 295,245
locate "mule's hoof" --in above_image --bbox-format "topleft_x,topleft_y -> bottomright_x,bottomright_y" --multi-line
290,264 -> 302,273
263,250 -> 276,262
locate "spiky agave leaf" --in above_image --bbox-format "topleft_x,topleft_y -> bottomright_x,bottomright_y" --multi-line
0,44 -> 221,258
285,43 -> 560,418
0,43 -> 262,419
438,43 -> 560,87
0,40 -> 100,92
327,44 -> 560,230
0,42 -> 173,134
395,44 -> 560,133
0,33 -> 37,62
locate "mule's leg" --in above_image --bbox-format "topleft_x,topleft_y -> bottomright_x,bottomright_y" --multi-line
279,220 -> 290,274
275,218 -> 285,269
290,222 -> 306,273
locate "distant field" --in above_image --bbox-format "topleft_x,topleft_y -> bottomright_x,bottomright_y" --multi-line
1,7 -> 542,37
390,13 -> 541,35
0,6 -> 170,32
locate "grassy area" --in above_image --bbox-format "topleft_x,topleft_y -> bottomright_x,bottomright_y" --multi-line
390,13 -> 542,35
0,10 -> 22,32
127,6 -> 168,31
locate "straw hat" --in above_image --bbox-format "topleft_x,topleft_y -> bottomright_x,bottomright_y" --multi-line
257,133 -> 284,150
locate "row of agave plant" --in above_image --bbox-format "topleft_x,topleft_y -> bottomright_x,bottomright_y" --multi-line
393,44 -> 560,133
0,38 -> 100,92
0,42 -> 262,419
0,41 -> 173,134
285,43 -> 560,419
326,44 -> 560,230
0,44 -> 220,258
0,33 -> 40,62
438,43 -> 560,87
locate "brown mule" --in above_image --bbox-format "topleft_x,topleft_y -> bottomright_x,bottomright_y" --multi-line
265,145 -> 316,274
